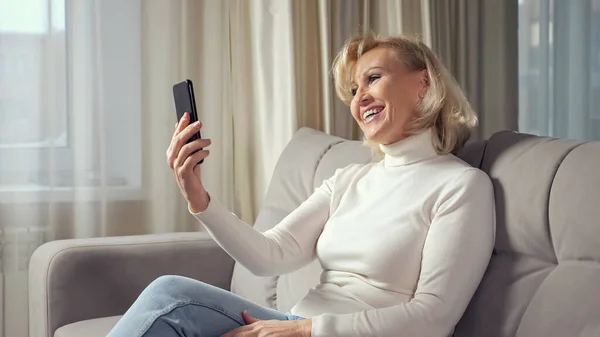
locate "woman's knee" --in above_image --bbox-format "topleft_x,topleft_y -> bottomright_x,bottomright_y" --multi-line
141,275 -> 218,301
144,275 -> 192,295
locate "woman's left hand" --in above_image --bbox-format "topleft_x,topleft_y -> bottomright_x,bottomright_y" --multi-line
220,311 -> 312,337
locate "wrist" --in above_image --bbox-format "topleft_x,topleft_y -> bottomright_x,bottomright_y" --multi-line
188,203 -> 206,214
299,319 -> 312,337
189,191 -> 210,213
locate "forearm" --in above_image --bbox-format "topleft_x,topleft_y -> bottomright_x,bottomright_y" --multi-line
312,245 -> 493,337
312,297 -> 448,337
192,190 -> 330,276
311,238 -> 493,337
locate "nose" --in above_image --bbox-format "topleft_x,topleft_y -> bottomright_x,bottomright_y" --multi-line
356,90 -> 373,107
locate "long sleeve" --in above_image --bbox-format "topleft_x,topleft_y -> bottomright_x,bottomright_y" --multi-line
311,168 -> 496,337
191,171 -> 339,277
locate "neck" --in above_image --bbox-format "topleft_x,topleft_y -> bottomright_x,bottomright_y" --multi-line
378,129 -> 438,167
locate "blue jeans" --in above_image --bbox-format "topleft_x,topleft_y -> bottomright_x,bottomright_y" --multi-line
107,275 -> 304,337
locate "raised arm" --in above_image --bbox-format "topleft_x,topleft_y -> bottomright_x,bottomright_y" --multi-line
311,168 -> 496,337
168,113 -> 343,277
192,185 -> 330,277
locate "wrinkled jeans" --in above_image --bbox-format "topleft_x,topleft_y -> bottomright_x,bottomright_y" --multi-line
107,275 -> 304,337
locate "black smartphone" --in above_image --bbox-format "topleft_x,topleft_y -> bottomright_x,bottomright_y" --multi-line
173,79 -> 203,164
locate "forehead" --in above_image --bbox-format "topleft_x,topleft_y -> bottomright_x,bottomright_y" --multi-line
352,47 -> 402,79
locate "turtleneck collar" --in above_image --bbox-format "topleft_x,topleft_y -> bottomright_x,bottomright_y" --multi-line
379,128 -> 439,167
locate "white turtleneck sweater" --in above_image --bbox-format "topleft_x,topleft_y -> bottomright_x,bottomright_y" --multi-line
192,129 -> 496,337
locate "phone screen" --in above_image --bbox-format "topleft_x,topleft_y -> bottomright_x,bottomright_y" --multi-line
173,79 -> 203,164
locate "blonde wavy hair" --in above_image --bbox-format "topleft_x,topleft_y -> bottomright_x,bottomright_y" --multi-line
332,33 -> 477,155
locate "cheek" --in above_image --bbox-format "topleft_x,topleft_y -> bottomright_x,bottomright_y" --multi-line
350,102 -> 360,120
387,86 -> 420,114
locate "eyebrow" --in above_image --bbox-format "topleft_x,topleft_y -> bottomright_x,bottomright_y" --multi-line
362,66 -> 385,75
352,66 -> 385,85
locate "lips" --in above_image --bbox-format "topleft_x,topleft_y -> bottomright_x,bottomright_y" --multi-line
362,107 -> 382,120
365,108 -> 385,124
361,105 -> 384,123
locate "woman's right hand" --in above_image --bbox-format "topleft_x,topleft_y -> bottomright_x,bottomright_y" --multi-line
167,112 -> 212,213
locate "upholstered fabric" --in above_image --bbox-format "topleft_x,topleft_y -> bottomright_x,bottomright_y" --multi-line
54,316 -> 121,337
515,141 -> 600,337
455,131 -> 600,337
29,233 -> 234,337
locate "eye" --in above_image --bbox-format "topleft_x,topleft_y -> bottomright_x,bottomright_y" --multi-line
368,74 -> 381,84
351,88 -> 357,96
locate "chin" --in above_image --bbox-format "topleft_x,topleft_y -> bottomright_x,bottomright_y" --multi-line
364,130 -> 386,144
360,122 -> 396,144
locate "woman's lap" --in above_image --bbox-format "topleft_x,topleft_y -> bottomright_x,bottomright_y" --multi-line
107,275 -> 302,337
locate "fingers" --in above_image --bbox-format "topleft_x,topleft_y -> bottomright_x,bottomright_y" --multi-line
167,113 -> 203,169
168,113 -> 190,168
173,139 -> 211,170
172,120 -> 201,148
242,311 -> 260,324
173,121 -> 201,151
173,112 -> 189,137
219,325 -> 249,337
177,149 -> 210,176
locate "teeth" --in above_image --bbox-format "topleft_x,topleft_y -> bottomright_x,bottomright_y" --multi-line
362,108 -> 383,120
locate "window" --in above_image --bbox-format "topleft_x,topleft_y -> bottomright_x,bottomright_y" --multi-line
0,0 -> 143,202
518,0 -> 600,141
0,0 -> 67,149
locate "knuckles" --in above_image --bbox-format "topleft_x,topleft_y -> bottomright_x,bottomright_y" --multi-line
167,135 -> 210,173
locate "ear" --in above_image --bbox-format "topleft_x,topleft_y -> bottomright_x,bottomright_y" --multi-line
418,69 -> 429,99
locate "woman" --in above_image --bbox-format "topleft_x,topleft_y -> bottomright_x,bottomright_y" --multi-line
108,33 -> 495,337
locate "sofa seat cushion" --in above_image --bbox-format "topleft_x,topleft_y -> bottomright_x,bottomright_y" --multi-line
54,315 -> 121,337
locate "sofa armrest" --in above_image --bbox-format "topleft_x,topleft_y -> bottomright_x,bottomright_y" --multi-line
28,232 -> 235,337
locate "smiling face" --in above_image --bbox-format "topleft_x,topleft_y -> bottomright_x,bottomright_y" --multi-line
350,47 -> 428,145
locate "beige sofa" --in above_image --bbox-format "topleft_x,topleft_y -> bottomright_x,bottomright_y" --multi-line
29,127 -> 600,337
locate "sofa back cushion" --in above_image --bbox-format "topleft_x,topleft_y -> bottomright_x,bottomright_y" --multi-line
454,131 -> 600,337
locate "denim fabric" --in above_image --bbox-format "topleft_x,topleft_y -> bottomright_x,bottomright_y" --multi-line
107,275 -> 304,337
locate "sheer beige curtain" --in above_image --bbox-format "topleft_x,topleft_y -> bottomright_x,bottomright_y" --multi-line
428,0 -> 519,140
0,1 -> 218,335
1,1 -> 397,336
370,0 -> 431,41
227,0 -> 372,222
141,0 -> 233,234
